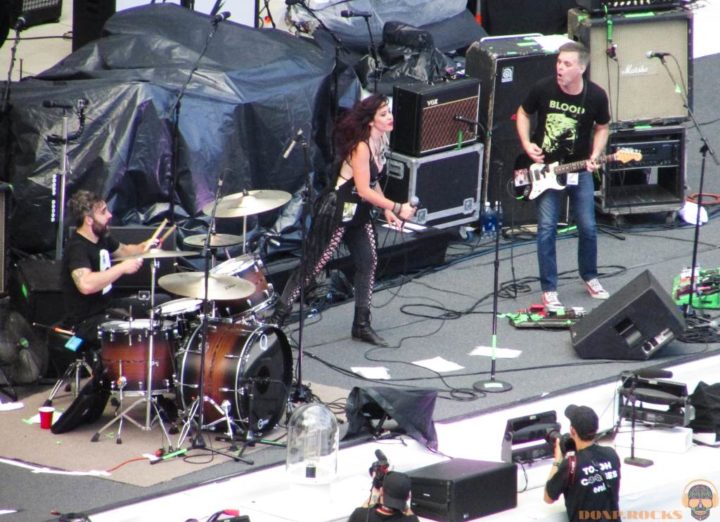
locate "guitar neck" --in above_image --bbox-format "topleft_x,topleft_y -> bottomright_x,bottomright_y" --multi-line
554,154 -> 613,175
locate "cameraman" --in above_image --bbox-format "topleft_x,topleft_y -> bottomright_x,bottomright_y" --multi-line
545,405 -> 622,522
348,471 -> 419,522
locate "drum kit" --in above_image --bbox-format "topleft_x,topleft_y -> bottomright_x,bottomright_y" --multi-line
89,189 -> 294,454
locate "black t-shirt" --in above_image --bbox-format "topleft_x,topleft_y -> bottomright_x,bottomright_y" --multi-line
61,231 -> 120,326
522,76 -> 610,164
546,444 -> 622,522
347,506 -> 419,522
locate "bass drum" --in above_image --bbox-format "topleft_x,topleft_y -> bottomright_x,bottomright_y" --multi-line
177,322 -> 292,435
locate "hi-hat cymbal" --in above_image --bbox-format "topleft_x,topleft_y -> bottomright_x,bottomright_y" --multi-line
184,233 -> 244,248
203,189 -> 291,218
114,248 -> 199,261
158,272 -> 255,301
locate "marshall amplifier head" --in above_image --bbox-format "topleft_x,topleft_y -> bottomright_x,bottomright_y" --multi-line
390,78 -> 480,156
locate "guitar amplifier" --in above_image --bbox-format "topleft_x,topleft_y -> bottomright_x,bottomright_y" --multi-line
465,36 -> 559,225
576,0 -> 684,14
390,78 -> 480,157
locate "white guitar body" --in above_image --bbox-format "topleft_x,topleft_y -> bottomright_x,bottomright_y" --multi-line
526,162 -> 573,200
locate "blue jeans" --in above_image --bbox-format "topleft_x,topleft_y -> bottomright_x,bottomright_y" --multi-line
536,172 -> 598,292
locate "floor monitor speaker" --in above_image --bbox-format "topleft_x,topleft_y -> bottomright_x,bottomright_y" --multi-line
571,270 -> 686,360
568,8 -> 692,125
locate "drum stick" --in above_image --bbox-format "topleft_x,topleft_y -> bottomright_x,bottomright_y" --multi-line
158,224 -> 176,246
144,219 -> 168,252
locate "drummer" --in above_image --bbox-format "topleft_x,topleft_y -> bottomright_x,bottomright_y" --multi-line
60,190 -> 157,348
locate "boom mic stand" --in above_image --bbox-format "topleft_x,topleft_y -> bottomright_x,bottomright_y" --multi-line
620,374 -> 653,467
472,162 -> 512,393
168,13 -> 227,224
653,54 -> 720,317
1,17 -> 24,183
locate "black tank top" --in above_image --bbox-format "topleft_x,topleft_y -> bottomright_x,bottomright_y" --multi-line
335,146 -> 382,227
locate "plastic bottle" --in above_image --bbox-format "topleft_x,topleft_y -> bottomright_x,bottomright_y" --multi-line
480,201 -> 490,239
483,201 -> 497,240
495,200 -> 503,238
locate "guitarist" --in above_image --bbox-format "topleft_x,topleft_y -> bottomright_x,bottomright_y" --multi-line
515,41 -> 611,312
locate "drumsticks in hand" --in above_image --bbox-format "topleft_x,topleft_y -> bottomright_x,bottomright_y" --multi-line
144,219 -> 168,252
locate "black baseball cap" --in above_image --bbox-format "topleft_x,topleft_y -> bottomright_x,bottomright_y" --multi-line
565,404 -> 599,439
382,472 -> 412,511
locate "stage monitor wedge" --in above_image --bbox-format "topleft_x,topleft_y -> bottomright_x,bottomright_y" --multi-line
571,270 -> 686,360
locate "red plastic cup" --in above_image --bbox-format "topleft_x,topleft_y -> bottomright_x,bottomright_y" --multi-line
39,406 -> 55,429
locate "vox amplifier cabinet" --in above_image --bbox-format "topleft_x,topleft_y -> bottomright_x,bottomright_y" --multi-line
390,78 -> 480,157
465,36 -> 558,224
568,8 -> 692,125
408,459 -> 517,522
384,143 -> 483,229
11,0 -> 62,28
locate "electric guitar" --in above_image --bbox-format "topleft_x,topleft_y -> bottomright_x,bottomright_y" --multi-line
513,149 -> 642,201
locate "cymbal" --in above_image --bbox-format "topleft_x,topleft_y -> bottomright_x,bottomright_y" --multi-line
204,189 -> 291,218
114,248 -> 199,261
158,272 -> 255,301
184,233 -> 244,248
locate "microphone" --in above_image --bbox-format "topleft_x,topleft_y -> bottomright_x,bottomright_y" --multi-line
14,16 -> 27,32
282,128 -> 303,159
212,11 -> 231,25
454,115 -> 479,127
374,449 -> 388,463
409,196 -> 419,208
285,0 -> 304,4
43,100 -> 74,110
646,51 -> 671,59
340,9 -> 372,18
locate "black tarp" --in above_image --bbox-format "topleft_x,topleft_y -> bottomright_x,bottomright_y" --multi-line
2,4 -> 342,254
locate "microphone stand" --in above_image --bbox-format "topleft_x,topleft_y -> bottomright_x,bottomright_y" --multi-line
292,0 -> 347,161
655,55 -> 720,317
290,132 -> 312,403
622,376 -> 653,467
358,14 -> 379,92
168,16 -> 224,224
473,158 -> 512,393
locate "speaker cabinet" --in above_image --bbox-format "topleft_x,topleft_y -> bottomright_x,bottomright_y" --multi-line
465,37 -> 559,224
72,0 -> 115,51
9,259 -> 65,327
568,8 -> 692,125
571,270 -> 686,360
408,459 -> 517,522
391,78 -> 480,157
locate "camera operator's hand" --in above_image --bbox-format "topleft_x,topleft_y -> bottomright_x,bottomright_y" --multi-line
553,437 -> 563,463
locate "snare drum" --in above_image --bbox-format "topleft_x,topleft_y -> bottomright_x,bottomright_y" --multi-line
152,297 -> 202,337
99,319 -> 176,395
211,255 -> 274,319
176,322 -> 292,433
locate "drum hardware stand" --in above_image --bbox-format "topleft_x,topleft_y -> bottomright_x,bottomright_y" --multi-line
43,99 -> 86,260
615,375 -> 653,468
91,259 -> 173,447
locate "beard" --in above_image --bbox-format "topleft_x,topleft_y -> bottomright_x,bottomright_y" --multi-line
91,219 -> 109,238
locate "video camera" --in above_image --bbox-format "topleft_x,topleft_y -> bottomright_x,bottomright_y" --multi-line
546,429 -> 576,456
